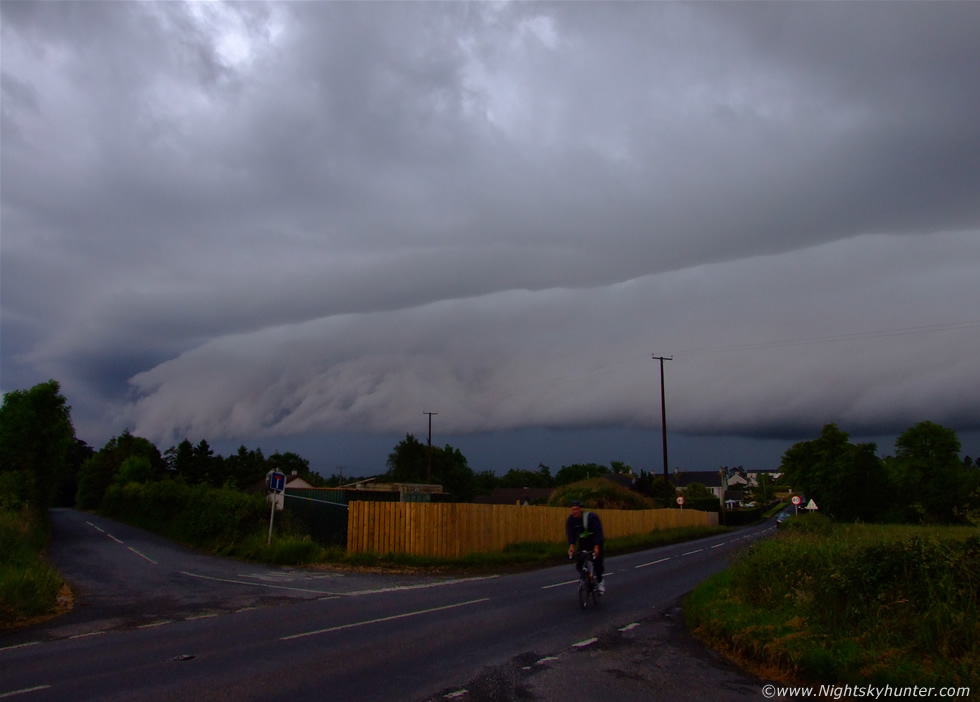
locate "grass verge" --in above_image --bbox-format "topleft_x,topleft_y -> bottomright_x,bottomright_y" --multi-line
0,507 -> 68,632
685,514 -> 980,688
304,524 -> 732,574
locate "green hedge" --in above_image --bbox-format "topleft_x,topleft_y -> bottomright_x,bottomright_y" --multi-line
101,480 -> 266,550
687,523 -> 980,687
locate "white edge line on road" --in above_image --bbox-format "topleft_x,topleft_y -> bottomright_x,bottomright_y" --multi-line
619,623 -> 640,632
185,614 -> 219,621
681,548 -> 703,556
572,637 -> 598,648
444,691 -> 468,699
536,656 -> 560,664
128,547 -> 157,564
68,632 -> 105,640
137,621 -> 172,629
180,571 -> 495,597
343,575 -> 498,597
541,579 -> 579,589
281,597 -> 490,641
180,571 -> 351,595
106,534 -> 124,544
635,557 -> 670,569
0,641 -> 40,653
710,543 -> 725,549
0,685 -> 52,699
86,521 -> 104,533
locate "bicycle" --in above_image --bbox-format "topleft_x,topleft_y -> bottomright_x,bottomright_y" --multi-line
573,550 -> 601,609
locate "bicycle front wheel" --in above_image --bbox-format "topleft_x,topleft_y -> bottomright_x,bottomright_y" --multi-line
579,577 -> 589,608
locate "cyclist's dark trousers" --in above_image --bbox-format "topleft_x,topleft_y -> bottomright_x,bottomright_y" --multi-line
575,552 -> 605,582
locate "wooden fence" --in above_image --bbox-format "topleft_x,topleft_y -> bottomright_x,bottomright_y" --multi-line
346,502 -> 718,558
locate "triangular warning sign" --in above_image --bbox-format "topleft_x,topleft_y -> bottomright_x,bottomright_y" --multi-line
805,499 -> 818,510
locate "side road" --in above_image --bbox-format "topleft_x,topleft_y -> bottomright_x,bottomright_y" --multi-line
1,508 -> 477,645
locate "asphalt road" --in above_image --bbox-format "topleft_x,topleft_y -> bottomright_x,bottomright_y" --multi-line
0,509 -> 782,701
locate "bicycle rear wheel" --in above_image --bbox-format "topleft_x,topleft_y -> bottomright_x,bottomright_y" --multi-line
579,559 -> 593,609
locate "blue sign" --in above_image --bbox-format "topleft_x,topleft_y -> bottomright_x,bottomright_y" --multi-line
269,471 -> 286,493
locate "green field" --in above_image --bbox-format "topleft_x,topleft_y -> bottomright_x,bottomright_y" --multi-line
685,514 -> 979,688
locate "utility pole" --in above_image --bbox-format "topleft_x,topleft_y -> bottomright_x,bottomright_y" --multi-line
423,411 -> 438,483
652,354 -> 672,508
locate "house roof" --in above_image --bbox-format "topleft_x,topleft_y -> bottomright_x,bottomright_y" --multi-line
671,471 -> 723,488
246,472 -> 315,494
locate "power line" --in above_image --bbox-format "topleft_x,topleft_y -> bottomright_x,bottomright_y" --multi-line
675,319 -> 980,356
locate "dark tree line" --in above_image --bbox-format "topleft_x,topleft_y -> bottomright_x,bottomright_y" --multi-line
3,380 -> 977,522
780,421 -> 980,524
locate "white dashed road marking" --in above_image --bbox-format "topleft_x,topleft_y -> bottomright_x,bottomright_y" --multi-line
281,598 -> 489,641
0,685 -> 52,699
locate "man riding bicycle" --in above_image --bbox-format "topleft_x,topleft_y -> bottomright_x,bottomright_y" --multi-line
566,500 -> 605,594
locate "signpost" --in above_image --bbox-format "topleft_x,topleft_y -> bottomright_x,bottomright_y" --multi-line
791,494 -> 802,515
676,495 -> 685,511
267,470 -> 285,545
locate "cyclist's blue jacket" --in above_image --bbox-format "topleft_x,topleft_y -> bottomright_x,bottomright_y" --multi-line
566,511 -> 604,550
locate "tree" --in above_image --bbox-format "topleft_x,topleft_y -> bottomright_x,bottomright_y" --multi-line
554,463 -> 608,486
58,439 -> 94,507
634,470 -> 678,502
683,482 -> 714,500
888,421 -> 965,522
164,439 -> 195,478
609,461 -> 633,475
0,380 -> 76,511
270,451 -> 325,487
384,434 -> 478,501
114,456 -> 154,486
751,473 -> 776,504
473,469 -> 500,496
191,439 -> 218,486
76,431 -> 165,509
223,445 -> 268,489
780,424 -> 891,522
498,468 -> 553,489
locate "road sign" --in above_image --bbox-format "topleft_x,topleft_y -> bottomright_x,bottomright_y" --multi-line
676,496 -> 685,506
805,499 -> 818,511
791,495 -> 802,506
268,471 -> 286,493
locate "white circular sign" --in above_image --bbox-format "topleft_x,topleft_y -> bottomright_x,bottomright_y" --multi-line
676,496 -> 685,506
791,495 -> 802,505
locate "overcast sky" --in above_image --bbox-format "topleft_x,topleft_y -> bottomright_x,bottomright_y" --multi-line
2,1 -> 978,477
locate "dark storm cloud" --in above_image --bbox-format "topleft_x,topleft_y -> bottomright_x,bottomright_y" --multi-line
1,1 -> 977,456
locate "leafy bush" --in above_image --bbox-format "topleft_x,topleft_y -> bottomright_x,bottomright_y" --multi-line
547,478 -> 656,510
101,480 -> 266,551
686,523 -> 980,687
679,496 -> 720,512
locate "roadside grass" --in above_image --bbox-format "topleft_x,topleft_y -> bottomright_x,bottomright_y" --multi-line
199,524 -> 732,572
0,507 -> 66,631
298,524 -> 732,574
761,501 -> 788,519
685,514 -> 980,688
